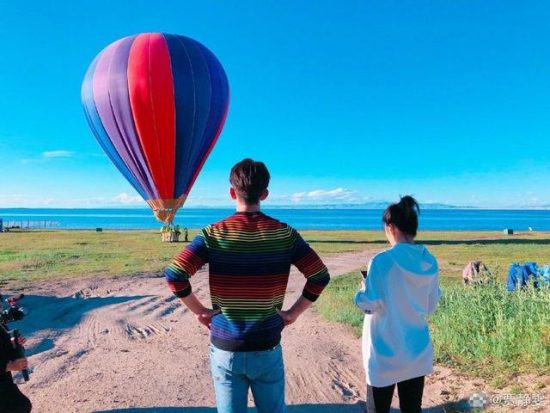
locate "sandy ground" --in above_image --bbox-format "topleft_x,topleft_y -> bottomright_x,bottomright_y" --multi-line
4,250 -> 548,413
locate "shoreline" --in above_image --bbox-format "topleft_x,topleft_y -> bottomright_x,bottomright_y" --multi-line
2,227 -> 550,233
2,208 -> 550,232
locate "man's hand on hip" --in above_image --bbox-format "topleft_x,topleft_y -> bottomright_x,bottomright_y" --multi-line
276,296 -> 313,326
180,292 -> 220,329
196,308 -> 221,329
276,308 -> 298,326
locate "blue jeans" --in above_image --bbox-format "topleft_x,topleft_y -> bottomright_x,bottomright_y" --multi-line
209,344 -> 286,413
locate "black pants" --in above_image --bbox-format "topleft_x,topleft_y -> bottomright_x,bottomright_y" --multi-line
0,380 -> 32,413
366,376 -> 424,413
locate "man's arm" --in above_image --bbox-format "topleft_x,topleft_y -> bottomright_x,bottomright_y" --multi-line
277,295 -> 314,326
278,231 -> 330,325
179,293 -> 220,328
164,234 -> 218,327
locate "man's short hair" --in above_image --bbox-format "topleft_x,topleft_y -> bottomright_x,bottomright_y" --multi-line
229,158 -> 270,205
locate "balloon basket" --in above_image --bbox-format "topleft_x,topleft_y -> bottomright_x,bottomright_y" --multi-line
161,232 -> 180,243
160,224 -> 181,242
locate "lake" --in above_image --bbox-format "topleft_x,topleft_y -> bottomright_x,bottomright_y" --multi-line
1,208 -> 549,231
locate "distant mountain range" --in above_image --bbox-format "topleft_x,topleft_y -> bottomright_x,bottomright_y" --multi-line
264,202 -> 474,210
4,203 -> 550,210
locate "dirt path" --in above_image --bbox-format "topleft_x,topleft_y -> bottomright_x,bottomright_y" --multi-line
5,250 -> 547,412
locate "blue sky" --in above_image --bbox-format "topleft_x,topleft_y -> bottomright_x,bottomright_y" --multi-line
1,1 -> 549,209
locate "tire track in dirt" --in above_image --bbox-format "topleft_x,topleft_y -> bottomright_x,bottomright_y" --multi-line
282,250 -> 371,407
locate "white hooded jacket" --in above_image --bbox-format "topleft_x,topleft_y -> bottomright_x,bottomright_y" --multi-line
354,243 -> 440,387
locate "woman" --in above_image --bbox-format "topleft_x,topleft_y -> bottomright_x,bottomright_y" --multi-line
354,196 -> 440,413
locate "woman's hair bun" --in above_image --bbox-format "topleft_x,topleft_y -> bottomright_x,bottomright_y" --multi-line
382,195 -> 420,237
398,195 -> 420,215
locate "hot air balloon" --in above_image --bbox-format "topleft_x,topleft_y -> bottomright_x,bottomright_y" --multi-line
81,33 -> 229,224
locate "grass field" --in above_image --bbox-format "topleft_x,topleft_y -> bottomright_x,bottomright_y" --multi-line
1,229 -> 548,283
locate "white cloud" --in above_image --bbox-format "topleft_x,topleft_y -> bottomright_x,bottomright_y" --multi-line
42,150 -> 74,158
290,188 -> 360,204
113,193 -> 144,205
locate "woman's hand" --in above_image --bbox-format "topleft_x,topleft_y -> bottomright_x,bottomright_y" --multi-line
6,358 -> 28,372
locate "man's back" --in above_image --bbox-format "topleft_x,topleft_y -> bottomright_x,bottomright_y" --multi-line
165,211 -> 330,351
165,158 -> 330,413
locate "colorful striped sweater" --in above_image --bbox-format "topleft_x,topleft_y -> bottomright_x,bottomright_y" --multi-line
164,211 -> 330,351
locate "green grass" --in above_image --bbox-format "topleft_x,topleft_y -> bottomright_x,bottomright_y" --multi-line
0,230 -> 201,283
302,230 -> 550,278
430,281 -> 549,377
315,272 -> 550,382
0,228 -> 384,283
315,274 -> 365,336
1,229 -> 548,284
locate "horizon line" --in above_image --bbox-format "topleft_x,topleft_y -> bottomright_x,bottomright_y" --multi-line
1,205 -> 550,211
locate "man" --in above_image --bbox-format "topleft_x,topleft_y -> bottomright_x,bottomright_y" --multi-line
164,158 -> 330,413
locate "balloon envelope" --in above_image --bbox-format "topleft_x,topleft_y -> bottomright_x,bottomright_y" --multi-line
82,33 -> 229,223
